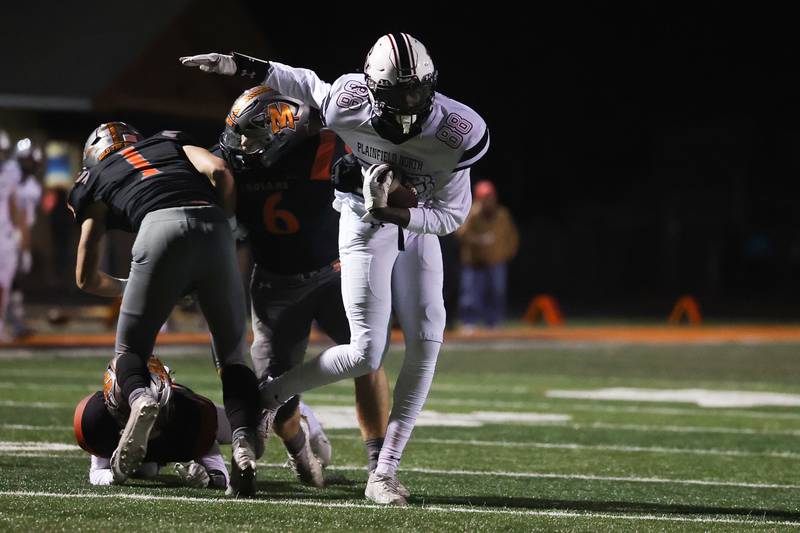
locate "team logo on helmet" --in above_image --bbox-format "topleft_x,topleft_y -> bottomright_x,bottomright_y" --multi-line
220,86 -> 318,171
268,101 -> 298,134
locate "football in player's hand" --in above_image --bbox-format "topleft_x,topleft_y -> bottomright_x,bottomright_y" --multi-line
388,179 -> 418,208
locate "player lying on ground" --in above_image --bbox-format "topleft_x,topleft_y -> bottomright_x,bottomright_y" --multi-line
68,124 -> 261,497
182,32 -> 489,505
0,129 -> 31,342
74,355 -> 334,489
74,355 -> 228,489
215,87 -> 392,486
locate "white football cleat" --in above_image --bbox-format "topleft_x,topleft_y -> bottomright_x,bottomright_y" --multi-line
227,430 -> 257,498
365,472 -> 409,506
111,394 -> 160,484
299,403 -> 332,467
286,419 -> 325,488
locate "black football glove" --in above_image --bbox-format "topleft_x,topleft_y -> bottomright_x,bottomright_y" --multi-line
331,153 -> 363,194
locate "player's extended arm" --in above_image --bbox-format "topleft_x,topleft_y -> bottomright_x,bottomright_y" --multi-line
179,52 -> 332,110
75,202 -> 127,298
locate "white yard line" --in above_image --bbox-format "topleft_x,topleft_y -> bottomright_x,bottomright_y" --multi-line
413,438 -> 800,459
0,400 -> 70,409
322,435 -> 800,459
0,424 -> 71,431
578,421 -> 800,436
4,418 -> 798,438
303,392 -> 800,420
0,446 -> 797,491
0,382 -> 94,392
0,490 -> 797,526
0,441 -> 78,452
258,463 -> 800,491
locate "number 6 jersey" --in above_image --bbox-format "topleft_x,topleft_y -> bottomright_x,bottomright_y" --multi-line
264,62 -> 490,236
211,129 -> 348,275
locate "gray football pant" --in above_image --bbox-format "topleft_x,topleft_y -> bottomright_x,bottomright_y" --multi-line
115,206 -> 248,368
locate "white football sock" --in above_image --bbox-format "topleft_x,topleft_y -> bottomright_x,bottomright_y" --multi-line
375,339 -> 440,476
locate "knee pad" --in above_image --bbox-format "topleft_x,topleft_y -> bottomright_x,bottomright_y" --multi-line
419,301 -> 446,343
351,339 -> 386,374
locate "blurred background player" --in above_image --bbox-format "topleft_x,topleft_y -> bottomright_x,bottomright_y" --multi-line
68,122 -> 261,497
0,128 -> 29,342
5,138 -> 43,338
456,180 -> 518,330
216,86 -> 391,486
181,32 -> 489,505
74,355 -> 228,489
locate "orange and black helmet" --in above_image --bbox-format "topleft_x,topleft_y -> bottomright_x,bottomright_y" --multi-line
82,122 -> 143,169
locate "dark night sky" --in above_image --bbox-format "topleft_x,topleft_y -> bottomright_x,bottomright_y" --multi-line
245,6 -> 800,314
4,2 -> 799,315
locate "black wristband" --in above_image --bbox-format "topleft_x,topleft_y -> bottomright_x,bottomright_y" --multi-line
232,52 -> 270,80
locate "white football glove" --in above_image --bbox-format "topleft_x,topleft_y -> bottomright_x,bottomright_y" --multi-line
179,53 -> 237,76
361,164 -> 394,222
174,461 -> 210,488
89,468 -> 116,486
227,215 -> 249,241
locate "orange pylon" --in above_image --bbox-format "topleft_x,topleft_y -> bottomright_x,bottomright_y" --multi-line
523,294 -> 565,326
668,295 -> 702,325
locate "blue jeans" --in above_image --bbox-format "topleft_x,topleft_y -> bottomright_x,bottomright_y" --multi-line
459,263 -> 507,328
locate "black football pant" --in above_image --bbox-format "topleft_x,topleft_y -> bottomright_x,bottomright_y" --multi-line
115,206 -> 258,432
249,262 -> 350,423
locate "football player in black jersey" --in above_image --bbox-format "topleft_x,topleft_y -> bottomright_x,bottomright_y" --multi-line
217,87 -> 390,486
68,123 -> 261,497
74,355 -> 229,490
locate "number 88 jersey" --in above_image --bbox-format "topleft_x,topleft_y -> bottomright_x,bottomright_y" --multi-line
318,73 -> 490,210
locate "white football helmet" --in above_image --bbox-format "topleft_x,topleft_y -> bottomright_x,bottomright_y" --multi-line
364,33 -> 438,139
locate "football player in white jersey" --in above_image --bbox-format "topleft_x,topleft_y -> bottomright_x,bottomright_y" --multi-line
181,33 -> 489,505
5,139 -> 43,338
0,129 -> 29,342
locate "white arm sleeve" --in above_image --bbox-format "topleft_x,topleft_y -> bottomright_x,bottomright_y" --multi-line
89,456 -> 114,486
198,442 -> 229,488
265,62 -> 332,110
405,169 -> 472,236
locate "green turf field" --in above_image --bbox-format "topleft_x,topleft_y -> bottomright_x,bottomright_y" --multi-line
1,342 -> 799,531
